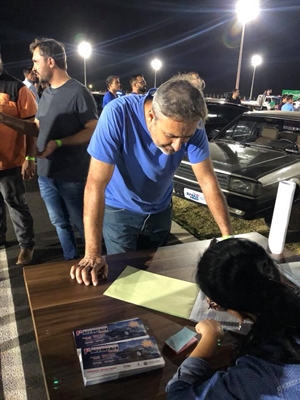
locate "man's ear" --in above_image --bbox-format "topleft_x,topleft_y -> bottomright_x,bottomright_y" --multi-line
48,57 -> 56,68
148,108 -> 155,122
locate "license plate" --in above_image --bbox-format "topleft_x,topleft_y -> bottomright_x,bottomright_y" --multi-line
183,188 -> 207,204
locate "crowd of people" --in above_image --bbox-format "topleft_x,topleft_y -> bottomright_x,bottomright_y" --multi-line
0,37 -> 299,398
225,87 -> 300,110
0,38 -> 231,269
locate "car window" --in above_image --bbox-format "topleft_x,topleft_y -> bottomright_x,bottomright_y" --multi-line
216,116 -> 300,145
222,120 -> 257,141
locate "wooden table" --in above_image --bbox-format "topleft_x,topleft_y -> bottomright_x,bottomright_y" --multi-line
23,232 -> 299,400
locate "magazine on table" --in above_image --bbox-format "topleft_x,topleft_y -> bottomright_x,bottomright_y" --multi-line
73,317 -> 149,355
73,318 -> 165,386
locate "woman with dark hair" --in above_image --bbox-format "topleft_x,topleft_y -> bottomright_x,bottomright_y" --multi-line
166,238 -> 300,399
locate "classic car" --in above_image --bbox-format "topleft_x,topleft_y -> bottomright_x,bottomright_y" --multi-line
173,111 -> 300,228
91,91 -> 105,116
203,99 -> 251,139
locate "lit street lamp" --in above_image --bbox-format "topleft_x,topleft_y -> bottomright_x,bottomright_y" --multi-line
249,54 -> 262,100
78,41 -> 92,87
235,0 -> 259,90
151,58 -> 162,88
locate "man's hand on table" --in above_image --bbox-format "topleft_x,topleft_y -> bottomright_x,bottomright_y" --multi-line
70,255 -> 108,286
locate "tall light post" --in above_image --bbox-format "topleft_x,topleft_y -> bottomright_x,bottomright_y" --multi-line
249,54 -> 262,100
151,58 -> 162,88
78,41 -> 92,87
235,0 -> 259,90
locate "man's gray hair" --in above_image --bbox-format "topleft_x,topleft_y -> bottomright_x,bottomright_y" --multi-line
152,74 -> 208,123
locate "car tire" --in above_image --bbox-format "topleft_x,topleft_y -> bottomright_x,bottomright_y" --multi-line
264,201 -> 300,231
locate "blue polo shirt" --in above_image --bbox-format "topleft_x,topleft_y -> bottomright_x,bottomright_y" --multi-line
88,91 -> 209,214
102,91 -> 116,107
281,103 -> 295,111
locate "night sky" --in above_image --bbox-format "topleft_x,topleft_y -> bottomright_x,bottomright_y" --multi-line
1,0 -> 299,97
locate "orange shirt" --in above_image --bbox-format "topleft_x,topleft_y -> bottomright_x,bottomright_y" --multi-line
0,78 -> 37,171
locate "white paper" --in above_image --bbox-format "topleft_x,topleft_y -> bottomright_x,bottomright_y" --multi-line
189,291 -> 252,335
268,181 -> 296,254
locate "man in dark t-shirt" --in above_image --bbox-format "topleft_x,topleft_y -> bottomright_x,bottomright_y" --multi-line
227,88 -> 241,104
0,38 -> 98,260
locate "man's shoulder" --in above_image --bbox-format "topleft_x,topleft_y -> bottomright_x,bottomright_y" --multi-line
67,78 -> 90,93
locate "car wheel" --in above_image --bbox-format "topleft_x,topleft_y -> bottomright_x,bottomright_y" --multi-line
264,201 -> 300,231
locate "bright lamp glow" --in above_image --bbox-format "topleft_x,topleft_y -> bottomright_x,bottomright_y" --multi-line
78,42 -> 92,59
236,0 -> 259,23
251,54 -> 262,67
151,58 -> 162,71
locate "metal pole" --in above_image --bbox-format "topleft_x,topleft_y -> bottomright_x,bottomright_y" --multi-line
154,70 -> 157,88
249,65 -> 256,100
235,23 -> 245,90
84,58 -> 87,87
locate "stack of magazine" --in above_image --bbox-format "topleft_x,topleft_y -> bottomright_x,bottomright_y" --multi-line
73,317 -> 165,386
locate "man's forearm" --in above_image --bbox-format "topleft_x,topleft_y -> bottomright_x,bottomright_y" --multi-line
83,182 -> 105,257
26,136 -> 37,156
203,184 -> 232,236
1,113 -> 39,137
60,120 -> 97,146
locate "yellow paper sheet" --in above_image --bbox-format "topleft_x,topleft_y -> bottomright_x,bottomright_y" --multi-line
104,266 -> 199,319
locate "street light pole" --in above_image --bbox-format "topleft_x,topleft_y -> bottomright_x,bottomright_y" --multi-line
235,0 -> 260,91
235,23 -> 245,90
249,64 -> 256,100
249,54 -> 262,100
78,41 -> 92,87
83,57 -> 87,87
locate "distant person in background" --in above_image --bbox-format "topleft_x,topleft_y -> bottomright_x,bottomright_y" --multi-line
129,74 -> 147,94
0,53 -> 36,265
116,83 -> 126,98
37,81 -> 49,99
187,71 -> 206,91
278,94 -> 287,110
102,75 -> 121,107
166,238 -> 300,399
227,88 -> 241,104
23,67 -> 39,104
281,95 -> 295,111
0,38 -> 98,261
263,89 -> 272,96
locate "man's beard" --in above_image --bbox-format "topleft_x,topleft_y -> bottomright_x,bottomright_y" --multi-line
138,87 -> 147,94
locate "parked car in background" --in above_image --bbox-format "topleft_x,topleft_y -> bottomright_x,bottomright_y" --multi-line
204,99 -> 251,139
242,95 -> 281,110
293,99 -> 300,111
91,91 -> 105,116
173,111 -> 300,228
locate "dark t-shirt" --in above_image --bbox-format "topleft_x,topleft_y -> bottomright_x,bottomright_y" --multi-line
227,96 -> 241,104
36,79 -> 97,181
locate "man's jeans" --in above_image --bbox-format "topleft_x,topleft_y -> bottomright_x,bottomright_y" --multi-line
103,203 -> 172,255
0,167 -> 35,248
38,176 -> 85,260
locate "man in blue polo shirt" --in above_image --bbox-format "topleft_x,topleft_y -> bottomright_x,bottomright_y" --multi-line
281,95 -> 295,111
71,75 -> 232,286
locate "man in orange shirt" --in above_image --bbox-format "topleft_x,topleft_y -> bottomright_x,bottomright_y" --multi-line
0,52 -> 36,264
